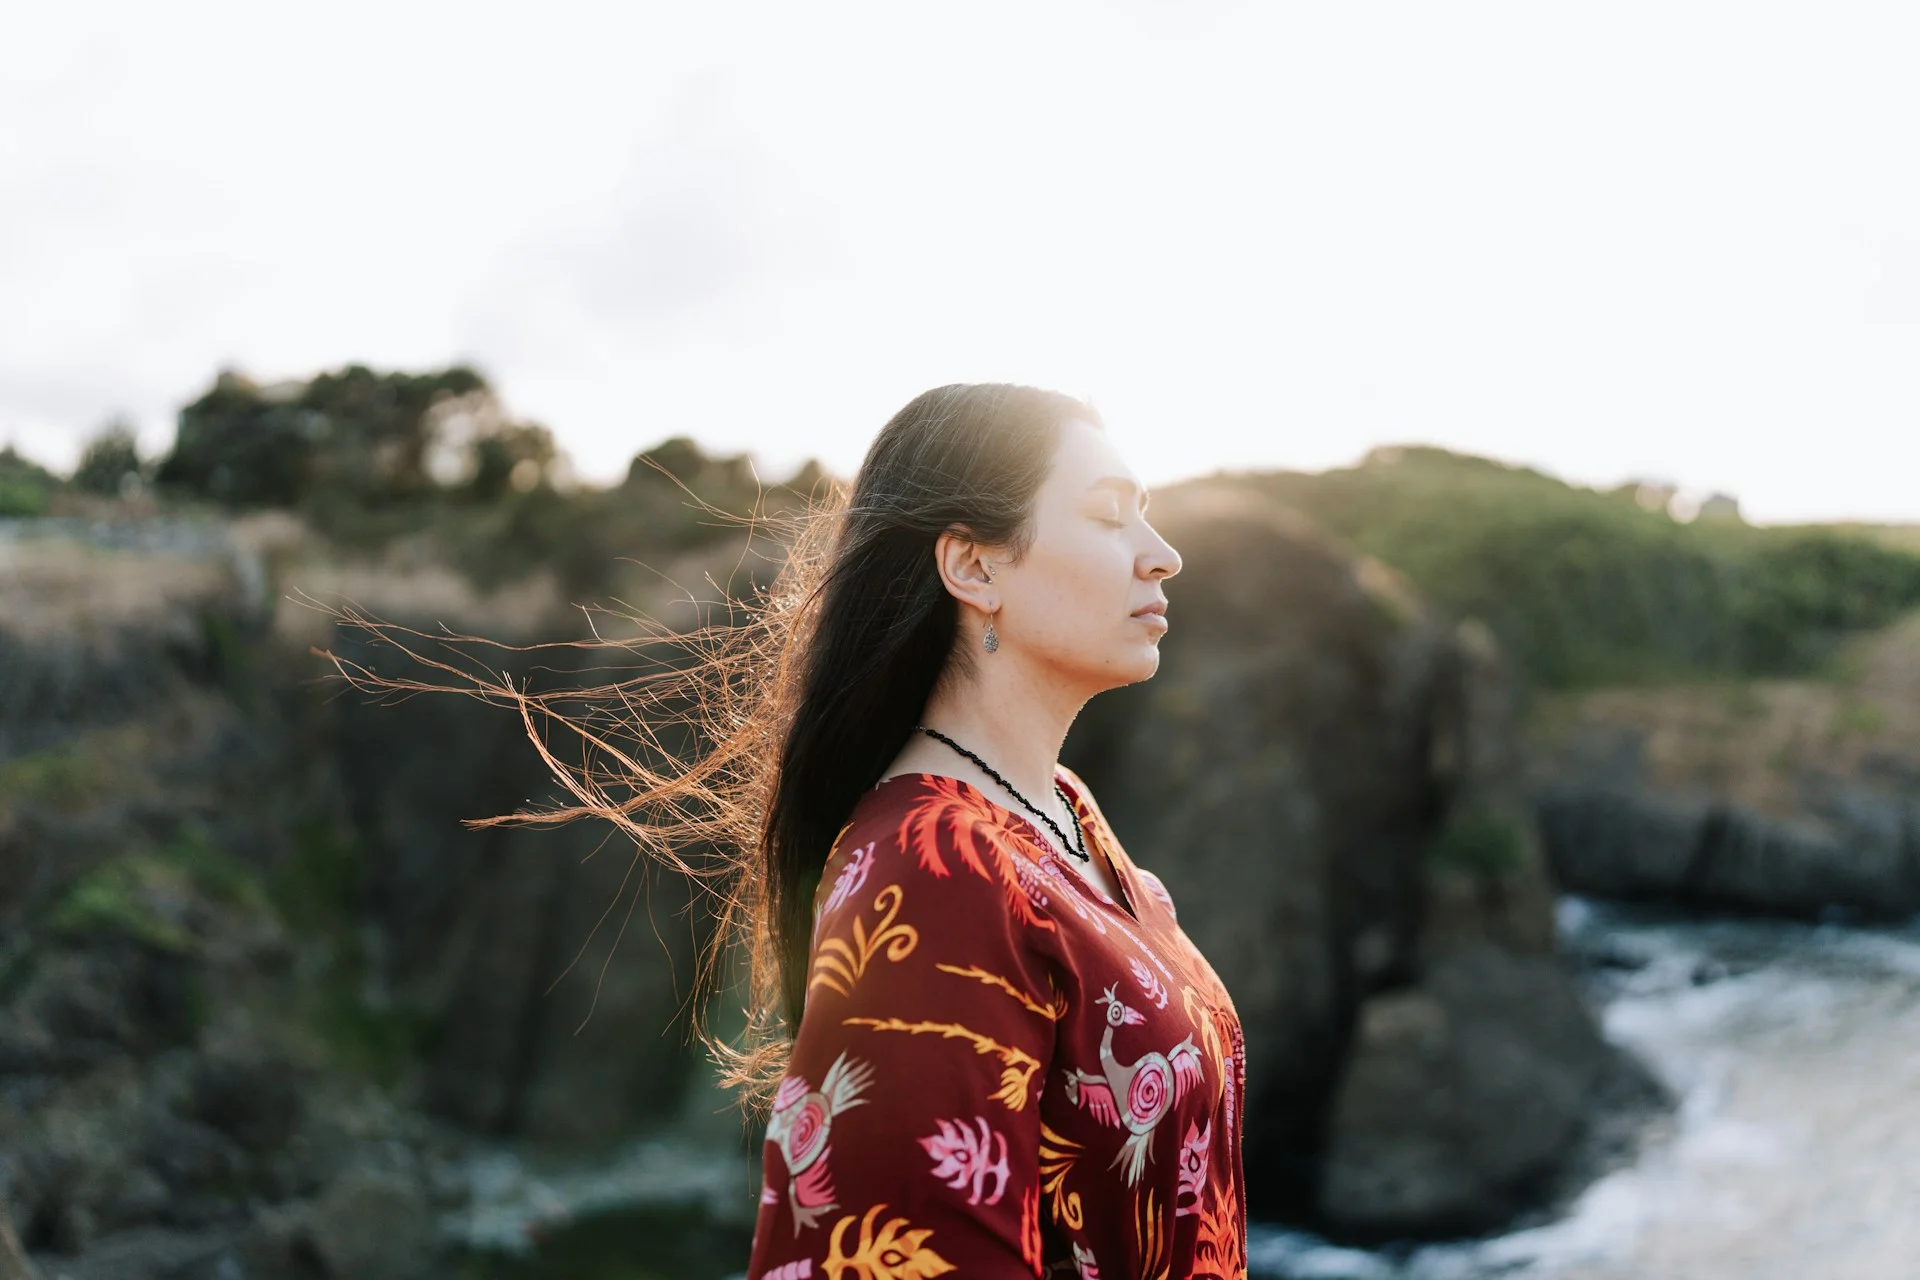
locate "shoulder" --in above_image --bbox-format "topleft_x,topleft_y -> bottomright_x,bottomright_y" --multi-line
812,773 -> 1057,937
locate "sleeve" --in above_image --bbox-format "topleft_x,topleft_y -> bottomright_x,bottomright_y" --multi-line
744,807 -> 1059,1279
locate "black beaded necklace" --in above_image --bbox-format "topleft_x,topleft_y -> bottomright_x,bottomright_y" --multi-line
915,724 -> 1091,863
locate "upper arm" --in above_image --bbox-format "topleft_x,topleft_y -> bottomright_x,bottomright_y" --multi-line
747,814 -> 1057,1277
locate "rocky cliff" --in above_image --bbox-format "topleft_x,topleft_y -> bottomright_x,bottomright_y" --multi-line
0,516 -> 751,1278
1529,611 -> 1920,919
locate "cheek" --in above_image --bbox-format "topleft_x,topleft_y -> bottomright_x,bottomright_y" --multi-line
1044,535 -> 1133,613
1023,555 -> 1137,659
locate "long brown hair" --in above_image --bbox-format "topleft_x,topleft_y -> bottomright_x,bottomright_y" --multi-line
315,382 -> 1100,1114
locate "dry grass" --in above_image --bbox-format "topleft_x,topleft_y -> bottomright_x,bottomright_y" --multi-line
0,537 -> 238,643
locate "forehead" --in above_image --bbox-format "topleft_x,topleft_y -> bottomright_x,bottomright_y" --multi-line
1045,416 -> 1140,493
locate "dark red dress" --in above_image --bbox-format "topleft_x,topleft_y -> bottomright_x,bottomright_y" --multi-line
744,764 -> 1248,1279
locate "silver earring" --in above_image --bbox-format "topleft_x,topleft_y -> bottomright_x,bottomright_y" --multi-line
983,619 -> 999,652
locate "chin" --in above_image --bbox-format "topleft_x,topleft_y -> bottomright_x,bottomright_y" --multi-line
1104,646 -> 1162,690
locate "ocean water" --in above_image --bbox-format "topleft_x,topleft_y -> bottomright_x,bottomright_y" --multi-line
1247,899 -> 1920,1280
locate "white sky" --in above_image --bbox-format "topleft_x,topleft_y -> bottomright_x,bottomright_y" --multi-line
3,1 -> 1917,523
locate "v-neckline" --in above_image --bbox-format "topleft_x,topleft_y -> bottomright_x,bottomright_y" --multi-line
874,769 -> 1141,923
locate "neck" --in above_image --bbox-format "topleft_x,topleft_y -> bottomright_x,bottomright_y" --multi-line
914,651 -> 1085,813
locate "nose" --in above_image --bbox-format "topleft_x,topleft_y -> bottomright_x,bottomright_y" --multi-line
1140,525 -> 1181,580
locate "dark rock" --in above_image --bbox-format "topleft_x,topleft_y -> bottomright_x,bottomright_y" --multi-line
236,1201 -> 332,1280
140,1114 -> 246,1198
1317,943 -> 1636,1237
24,1223 -> 250,1280
1538,785 -> 1920,918
98,1166 -> 171,1230
33,946 -> 201,1063
184,1053 -> 305,1155
300,1168 -> 438,1280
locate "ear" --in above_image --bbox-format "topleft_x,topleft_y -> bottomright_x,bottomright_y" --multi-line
933,528 -> 999,617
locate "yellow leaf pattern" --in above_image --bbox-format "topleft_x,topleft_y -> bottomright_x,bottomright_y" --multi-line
934,962 -> 1068,1021
1039,1122 -> 1086,1230
823,1203 -> 955,1280
811,884 -> 919,999
840,1016 -> 1043,1112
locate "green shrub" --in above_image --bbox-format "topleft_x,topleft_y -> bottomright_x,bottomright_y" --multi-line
0,744 -> 96,814
52,855 -> 199,951
1427,805 -> 1529,878
0,444 -> 60,515
272,816 -> 434,1082
49,824 -> 266,950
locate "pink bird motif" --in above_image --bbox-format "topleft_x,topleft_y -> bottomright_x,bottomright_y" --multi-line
1061,985 -> 1206,1184
765,1052 -> 875,1234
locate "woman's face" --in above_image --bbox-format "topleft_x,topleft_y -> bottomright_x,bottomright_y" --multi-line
994,417 -> 1182,692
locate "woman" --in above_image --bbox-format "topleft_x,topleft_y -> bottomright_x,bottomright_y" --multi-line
743,384 -> 1247,1278
324,381 -> 1247,1275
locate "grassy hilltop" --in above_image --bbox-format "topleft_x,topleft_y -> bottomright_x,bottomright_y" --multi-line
14,367 -> 1920,694
1213,446 -> 1920,690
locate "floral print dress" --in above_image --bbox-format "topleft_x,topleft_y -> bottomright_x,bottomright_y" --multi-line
744,764 -> 1248,1279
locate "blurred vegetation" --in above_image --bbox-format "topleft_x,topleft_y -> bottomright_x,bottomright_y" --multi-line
157,364 -> 493,508
1222,446 -> 1920,689
270,814 -> 438,1085
135,362 -> 828,596
1824,521 -> 1920,554
0,742 -> 97,814
0,444 -> 64,516
50,826 -> 260,955
71,415 -> 149,498
1426,803 -> 1529,878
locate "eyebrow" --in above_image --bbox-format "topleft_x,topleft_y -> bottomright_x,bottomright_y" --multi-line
1087,476 -> 1150,511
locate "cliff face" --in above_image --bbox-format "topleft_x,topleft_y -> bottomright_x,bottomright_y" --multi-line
0,517 -> 741,1277
1529,612 -> 1920,918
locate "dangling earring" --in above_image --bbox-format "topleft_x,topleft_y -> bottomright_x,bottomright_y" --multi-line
983,563 -> 999,650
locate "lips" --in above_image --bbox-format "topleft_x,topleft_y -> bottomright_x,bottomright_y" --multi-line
1131,602 -> 1168,619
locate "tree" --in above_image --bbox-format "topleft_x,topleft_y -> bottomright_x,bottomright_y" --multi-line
155,369 -> 317,506
156,364 -> 491,508
72,416 -> 146,497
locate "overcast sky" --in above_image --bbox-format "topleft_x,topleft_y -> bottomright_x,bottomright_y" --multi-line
4,1 -> 1917,523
